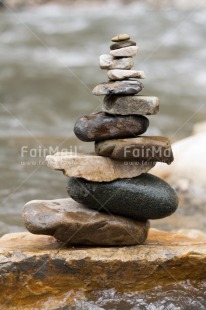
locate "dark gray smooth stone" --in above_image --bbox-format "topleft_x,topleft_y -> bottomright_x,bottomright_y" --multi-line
67,174 -> 179,220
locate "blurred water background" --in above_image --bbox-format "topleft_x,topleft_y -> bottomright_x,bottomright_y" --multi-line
0,1 -> 206,308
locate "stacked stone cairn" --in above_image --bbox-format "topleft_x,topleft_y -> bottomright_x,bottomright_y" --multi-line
23,34 -> 179,246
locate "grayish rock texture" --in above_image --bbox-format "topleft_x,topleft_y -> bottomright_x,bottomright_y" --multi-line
92,79 -> 143,96
110,46 -> 139,57
100,54 -> 134,70
103,95 -> 159,115
107,69 -> 145,80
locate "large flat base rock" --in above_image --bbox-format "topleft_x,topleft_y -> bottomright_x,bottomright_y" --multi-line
23,198 -> 149,246
1,229 -> 206,309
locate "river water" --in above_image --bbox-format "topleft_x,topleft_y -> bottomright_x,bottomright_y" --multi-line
0,2 -> 206,308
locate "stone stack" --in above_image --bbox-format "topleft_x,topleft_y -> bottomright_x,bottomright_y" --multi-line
23,34 -> 179,247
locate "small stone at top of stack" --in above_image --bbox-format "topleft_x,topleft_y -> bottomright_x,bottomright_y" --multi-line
92,33 -> 159,118
93,33 -> 146,97
101,33 -> 145,81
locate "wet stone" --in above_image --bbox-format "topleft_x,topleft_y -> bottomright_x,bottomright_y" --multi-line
74,112 -> 149,142
23,198 -> 149,246
67,173 -> 179,220
92,79 -> 144,96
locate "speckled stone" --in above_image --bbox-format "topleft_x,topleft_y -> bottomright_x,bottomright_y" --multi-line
92,79 -> 144,96
112,34 -> 130,42
103,95 -> 159,115
95,137 -> 174,164
74,112 -> 149,142
67,174 -> 179,220
100,54 -> 134,70
107,69 -> 145,81
110,46 -> 138,57
23,198 -> 149,246
110,40 -> 136,50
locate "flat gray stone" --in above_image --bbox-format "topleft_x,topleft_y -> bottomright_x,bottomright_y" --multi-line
110,46 -> 138,57
95,137 -> 174,164
23,198 -> 149,246
100,54 -> 134,70
110,40 -> 136,50
74,112 -> 149,142
67,174 -> 179,220
92,79 -> 144,96
103,95 -> 159,115
46,152 -> 156,182
107,69 -> 145,80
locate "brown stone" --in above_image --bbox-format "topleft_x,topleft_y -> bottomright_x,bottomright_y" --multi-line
46,152 -> 156,182
95,137 -> 174,164
23,198 -> 149,246
74,112 -> 149,142
0,229 -> 206,308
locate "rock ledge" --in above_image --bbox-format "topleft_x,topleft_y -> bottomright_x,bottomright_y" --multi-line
0,229 -> 206,309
